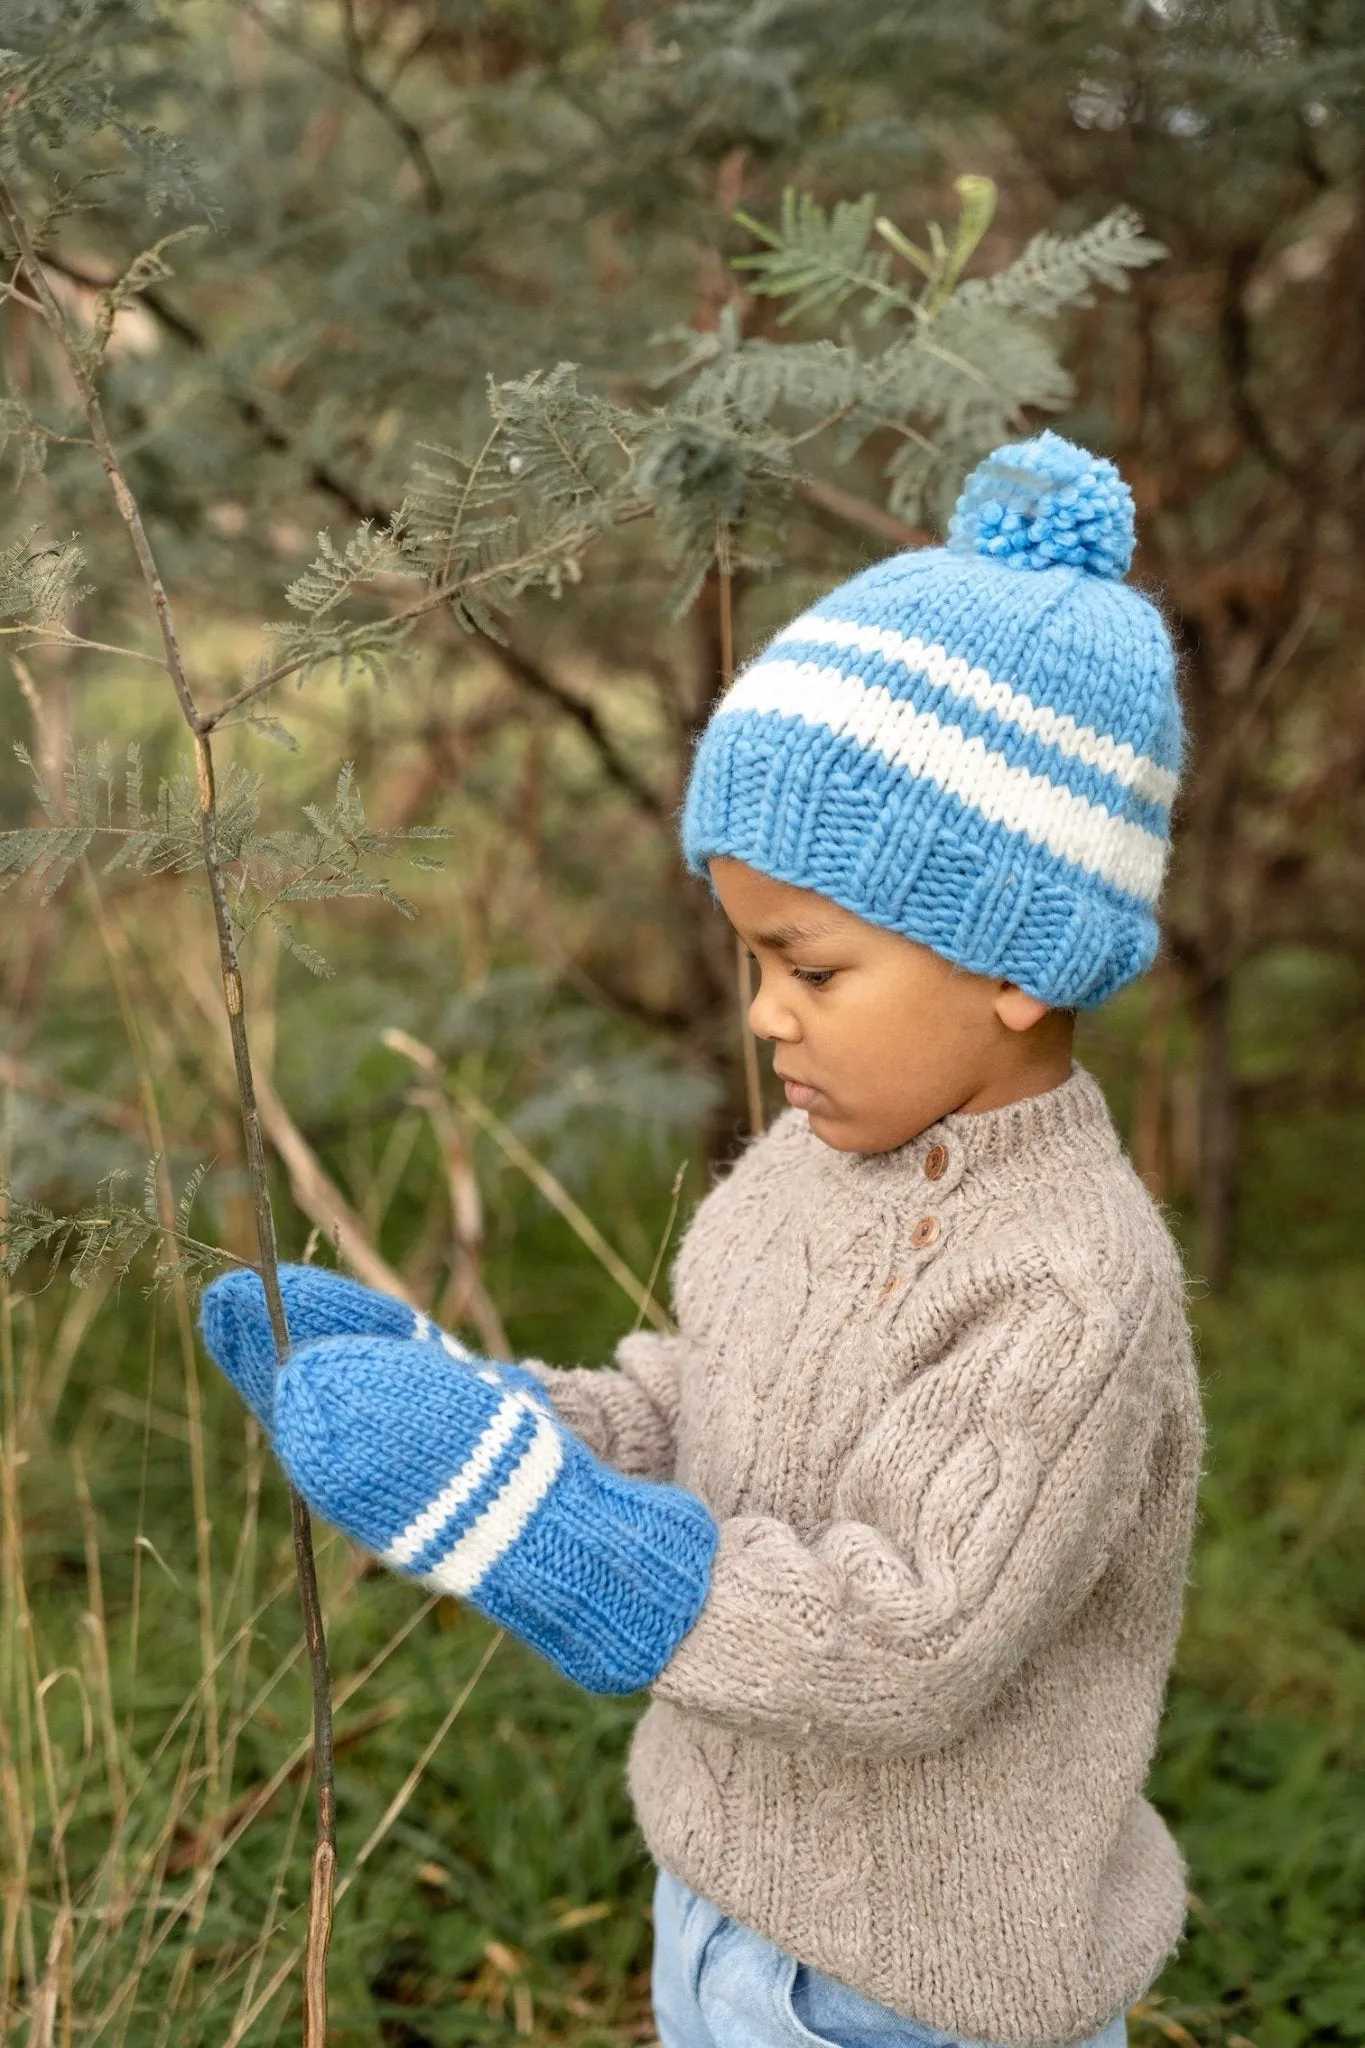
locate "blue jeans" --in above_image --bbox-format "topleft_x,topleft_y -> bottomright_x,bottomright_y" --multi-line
651,1870 -> 1128,2048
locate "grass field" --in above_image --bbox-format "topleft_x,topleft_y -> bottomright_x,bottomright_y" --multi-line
3,1066 -> 1363,2045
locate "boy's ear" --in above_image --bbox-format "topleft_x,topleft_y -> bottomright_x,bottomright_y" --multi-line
993,983 -> 1054,1035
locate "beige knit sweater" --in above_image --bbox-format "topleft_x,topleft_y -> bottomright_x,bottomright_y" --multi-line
533,1066 -> 1203,2048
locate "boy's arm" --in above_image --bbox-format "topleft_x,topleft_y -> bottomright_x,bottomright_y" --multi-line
652,1256 -> 1192,1757
524,1332 -> 685,1480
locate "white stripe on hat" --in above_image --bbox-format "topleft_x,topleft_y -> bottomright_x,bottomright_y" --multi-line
424,1408 -> 564,1599
715,660 -> 1167,903
382,1390 -> 527,1569
767,617 -> 1178,807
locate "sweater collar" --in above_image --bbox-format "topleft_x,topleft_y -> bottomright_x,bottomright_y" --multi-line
823,1062 -> 1119,1196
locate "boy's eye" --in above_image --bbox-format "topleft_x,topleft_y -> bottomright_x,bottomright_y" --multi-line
791,965 -> 834,987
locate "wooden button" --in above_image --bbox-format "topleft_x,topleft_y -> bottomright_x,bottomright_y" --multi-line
923,1143 -> 949,1181
910,1215 -> 940,1250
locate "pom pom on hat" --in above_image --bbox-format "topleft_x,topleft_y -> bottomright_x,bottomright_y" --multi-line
948,429 -> 1135,580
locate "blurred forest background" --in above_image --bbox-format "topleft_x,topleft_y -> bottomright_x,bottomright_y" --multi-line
1,2 -> 1363,2044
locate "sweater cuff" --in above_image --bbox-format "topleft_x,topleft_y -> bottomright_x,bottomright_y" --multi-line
650,1519 -> 802,1726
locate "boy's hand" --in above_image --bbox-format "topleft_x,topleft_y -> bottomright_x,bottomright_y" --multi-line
263,1329 -> 716,1694
199,1265 -> 542,1431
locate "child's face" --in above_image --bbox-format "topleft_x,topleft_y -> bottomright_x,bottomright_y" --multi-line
710,858 -> 1069,1155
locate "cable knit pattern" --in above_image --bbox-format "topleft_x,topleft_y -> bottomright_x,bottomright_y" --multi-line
532,1068 -> 1203,2048
681,433 -> 1181,1009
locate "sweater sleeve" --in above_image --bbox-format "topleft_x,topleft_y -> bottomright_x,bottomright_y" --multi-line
525,1331 -> 684,1480
651,1259 -> 1166,1756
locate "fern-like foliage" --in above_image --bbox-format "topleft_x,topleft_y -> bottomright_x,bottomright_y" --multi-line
634,406 -> 793,610
0,525 -> 89,623
267,183 -> 1163,644
733,190 -> 917,327
964,207 -> 1165,317
0,1158 -> 231,1291
403,367 -> 637,614
1,745 -> 449,971
734,175 -> 1001,329
0,8 -> 208,219
284,522 -> 408,625
270,366 -> 641,665
672,182 -> 1166,523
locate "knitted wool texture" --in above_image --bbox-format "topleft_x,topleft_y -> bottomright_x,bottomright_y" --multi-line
682,431 -> 1181,1007
532,1068 -> 1203,2048
199,1268 -> 719,1696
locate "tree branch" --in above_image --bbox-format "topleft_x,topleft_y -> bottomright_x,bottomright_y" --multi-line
795,475 -> 930,549
1220,250 -> 1306,486
475,629 -> 666,818
178,945 -> 417,1303
0,171 -> 339,2045
240,0 -> 444,213
0,193 -> 199,732
36,247 -> 392,527
0,1050 -> 144,1136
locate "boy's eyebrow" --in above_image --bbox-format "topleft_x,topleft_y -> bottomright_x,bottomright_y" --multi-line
751,918 -> 840,950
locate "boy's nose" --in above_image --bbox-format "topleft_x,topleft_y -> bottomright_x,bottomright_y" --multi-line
747,984 -> 799,1043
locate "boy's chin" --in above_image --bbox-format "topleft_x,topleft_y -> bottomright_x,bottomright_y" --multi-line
806,1106 -> 881,1154
807,1103 -> 926,1156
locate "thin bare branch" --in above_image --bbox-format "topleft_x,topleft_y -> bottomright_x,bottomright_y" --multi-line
0,170 -> 340,2042
201,527 -> 636,730
382,1032 -> 671,1333
795,475 -> 930,548
240,0 -> 444,213
0,623 -> 170,668
179,943 -> 417,1304
476,629 -> 666,819
0,184 -> 200,733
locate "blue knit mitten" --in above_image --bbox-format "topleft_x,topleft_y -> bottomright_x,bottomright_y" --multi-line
199,1264 -> 544,1430
200,1269 -> 718,1695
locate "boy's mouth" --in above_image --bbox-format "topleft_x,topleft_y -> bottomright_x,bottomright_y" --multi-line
775,1069 -> 819,1109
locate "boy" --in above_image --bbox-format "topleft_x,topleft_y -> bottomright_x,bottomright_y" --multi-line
202,431 -> 1202,2048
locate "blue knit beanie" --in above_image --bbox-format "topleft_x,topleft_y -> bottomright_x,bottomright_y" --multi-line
681,431 -> 1181,1008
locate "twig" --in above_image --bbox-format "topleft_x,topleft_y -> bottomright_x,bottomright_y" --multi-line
633,1162 -> 686,1337
222,1628 -> 501,2048
382,1032 -> 509,1355
252,1064 -> 416,1303
0,1051 -> 143,1138
0,175 -> 338,2043
337,0 -> 445,213
381,1030 -> 671,1332
735,942 -> 763,1140
714,542 -> 764,1138
335,1627 -> 501,1902
795,475 -> 930,549
475,628 -> 666,819
179,940 -> 416,1302
199,521 -> 656,730
1,624 -> 169,667
240,0 -> 445,213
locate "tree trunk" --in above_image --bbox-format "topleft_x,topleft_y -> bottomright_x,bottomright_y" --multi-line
1195,973 -> 1238,1288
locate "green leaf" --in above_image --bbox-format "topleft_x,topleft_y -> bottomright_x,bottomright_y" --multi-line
734,189 -> 917,327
